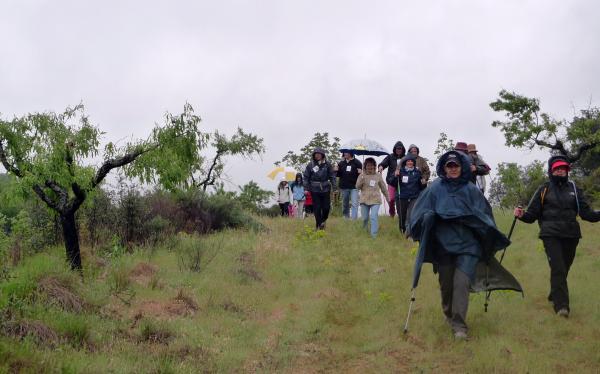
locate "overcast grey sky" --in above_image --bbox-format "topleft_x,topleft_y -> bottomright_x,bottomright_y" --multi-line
1,0 -> 599,191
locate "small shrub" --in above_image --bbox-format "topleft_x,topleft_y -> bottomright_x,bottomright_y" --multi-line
138,318 -> 173,344
145,216 -> 171,246
173,289 -> 198,311
294,224 -> 326,245
108,262 -> 135,305
101,234 -> 126,259
53,316 -> 91,349
175,233 -> 221,273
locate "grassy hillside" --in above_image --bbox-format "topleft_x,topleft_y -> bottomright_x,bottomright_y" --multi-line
1,211 -> 600,373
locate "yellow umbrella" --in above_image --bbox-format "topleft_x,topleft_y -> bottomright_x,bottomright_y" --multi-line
267,166 -> 298,181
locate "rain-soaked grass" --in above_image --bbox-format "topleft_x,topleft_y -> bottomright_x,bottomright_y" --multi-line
1,211 -> 600,372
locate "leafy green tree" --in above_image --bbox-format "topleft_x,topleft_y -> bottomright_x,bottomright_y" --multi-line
490,90 -> 600,163
0,103 -> 203,271
0,173 -> 27,219
429,132 -> 455,177
238,181 -> 274,213
488,161 -> 546,208
275,132 -> 341,171
190,128 -> 265,192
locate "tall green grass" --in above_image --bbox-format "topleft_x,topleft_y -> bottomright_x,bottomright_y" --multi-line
1,212 -> 599,372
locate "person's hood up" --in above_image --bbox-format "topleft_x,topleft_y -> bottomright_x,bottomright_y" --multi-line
391,141 -> 406,156
312,147 -> 326,161
436,150 -> 472,184
547,155 -> 570,177
408,144 -> 419,155
401,153 -> 417,168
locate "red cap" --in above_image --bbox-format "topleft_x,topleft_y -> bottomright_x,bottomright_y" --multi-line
551,160 -> 570,171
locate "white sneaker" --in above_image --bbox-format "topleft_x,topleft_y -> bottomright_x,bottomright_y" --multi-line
454,331 -> 468,340
557,308 -> 569,318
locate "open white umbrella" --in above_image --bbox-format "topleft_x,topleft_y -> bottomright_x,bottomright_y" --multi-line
339,138 -> 388,156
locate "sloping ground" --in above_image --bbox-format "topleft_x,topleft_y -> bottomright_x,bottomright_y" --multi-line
1,212 -> 600,372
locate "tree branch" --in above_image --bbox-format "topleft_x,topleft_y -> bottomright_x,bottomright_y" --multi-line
198,149 -> 224,191
65,142 -> 75,177
32,184 -> 61,212
92,144 -> 157,188
533,138 -> 568,156
570,141 -> 600,163
69,182 -> 87,213
45,180 -> 68,209
0,140 -> 23,177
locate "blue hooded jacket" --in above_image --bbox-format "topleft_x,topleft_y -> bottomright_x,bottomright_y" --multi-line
397,154 -> 423,199
408,150 -> 511,288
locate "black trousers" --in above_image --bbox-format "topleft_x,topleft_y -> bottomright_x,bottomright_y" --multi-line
398,198 -> 417,233
311,191 -> 331,228
542,237 -> 579,312
437,255 -> 471,334
279,202 -> 290,217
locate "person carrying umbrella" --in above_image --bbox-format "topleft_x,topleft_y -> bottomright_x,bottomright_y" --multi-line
378,141 -> 406,217
514,155 -> 600,317
303,148 -> 336,230
337,152 -> 362,219
407,150 -> 513,340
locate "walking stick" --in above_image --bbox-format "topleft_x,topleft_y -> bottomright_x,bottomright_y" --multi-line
484,210 -> 519,312
403,288 -> 416,334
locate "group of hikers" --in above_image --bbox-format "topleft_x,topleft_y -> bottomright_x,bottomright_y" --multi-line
278,141 -> 491,237
275,140 -> 600,340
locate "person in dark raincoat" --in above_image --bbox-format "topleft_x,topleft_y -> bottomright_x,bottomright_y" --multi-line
514,155 -> 600,317
303,148 -> 336,230
378,141 -> 406,217
408,150 -> 511,339
395,153 -> 424,234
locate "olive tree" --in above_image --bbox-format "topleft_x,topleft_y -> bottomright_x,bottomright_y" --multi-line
0,103 -> 203,271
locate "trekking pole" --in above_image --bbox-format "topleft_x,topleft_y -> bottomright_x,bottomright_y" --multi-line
403,288 -> 416,334
484,209 -> 520,312
499,212 -> 519,264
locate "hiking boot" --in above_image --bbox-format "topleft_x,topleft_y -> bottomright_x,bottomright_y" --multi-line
557,308 -> 569,318
453,331 -> 468,340
318,222 -> 326,230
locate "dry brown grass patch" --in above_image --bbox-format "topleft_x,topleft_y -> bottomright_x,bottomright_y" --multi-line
37,276 -> 85,313
237,252 -> 262,281
133,292 -> 199,320
2,319 -> 60,347
129,262 -> 159,286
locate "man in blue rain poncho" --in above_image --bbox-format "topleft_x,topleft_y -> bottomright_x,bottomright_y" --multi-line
408,150 -> 514,340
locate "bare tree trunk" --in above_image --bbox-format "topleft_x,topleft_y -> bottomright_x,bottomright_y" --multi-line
60,211 -> 82,271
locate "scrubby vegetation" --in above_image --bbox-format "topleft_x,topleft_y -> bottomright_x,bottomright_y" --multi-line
1,213 -> 600,372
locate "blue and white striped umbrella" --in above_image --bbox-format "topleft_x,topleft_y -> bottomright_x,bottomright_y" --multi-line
339,138 -> 388,156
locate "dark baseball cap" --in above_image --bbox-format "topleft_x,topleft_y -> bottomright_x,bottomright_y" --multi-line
444,154 -> 460,166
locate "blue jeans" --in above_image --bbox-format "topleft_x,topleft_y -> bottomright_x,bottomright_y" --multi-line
361,204 -> 381,237
341,189 -> 359,219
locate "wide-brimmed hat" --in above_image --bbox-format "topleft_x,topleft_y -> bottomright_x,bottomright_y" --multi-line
467,144 -> 477,153
454,142 -> 468,152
